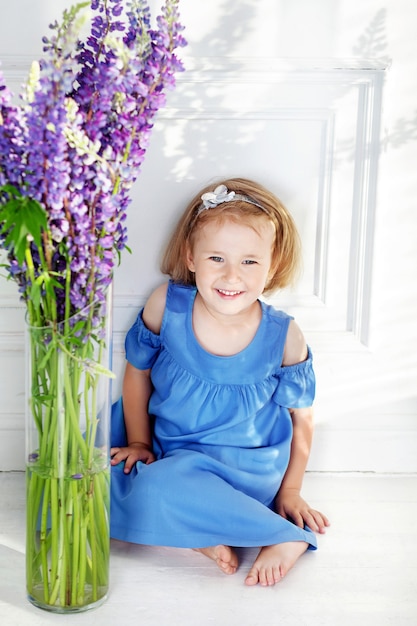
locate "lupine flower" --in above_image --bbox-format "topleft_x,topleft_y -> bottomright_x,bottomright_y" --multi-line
0,0 -> 186,331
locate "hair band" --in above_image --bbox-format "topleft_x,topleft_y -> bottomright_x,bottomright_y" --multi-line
196,184 -> 267,216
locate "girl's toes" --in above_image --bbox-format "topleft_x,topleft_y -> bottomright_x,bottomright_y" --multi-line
244,568 -> 259,586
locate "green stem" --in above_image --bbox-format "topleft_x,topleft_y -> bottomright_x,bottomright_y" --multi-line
39,478 -> 51,602
87,480 -> 98,600
39,341 -> 58,465
50,478 -> 59,590
92,470 -> 110,583
77,511 -> 87,604
26,469 -> 45,595
86,363 -> 100,467
70,479 -> 81,605
64,265 -> 71,336
63,357 -> 88,463
48,478 -> 65,606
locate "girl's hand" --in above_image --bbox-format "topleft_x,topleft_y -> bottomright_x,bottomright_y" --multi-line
275,489 -> 330,534
110,443 -> 156,474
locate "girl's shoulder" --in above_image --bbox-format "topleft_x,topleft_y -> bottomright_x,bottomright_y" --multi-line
261,302 -> 308,367
142,282 -> 169,335
142,281 -> 196,335
281,319 -> 308,366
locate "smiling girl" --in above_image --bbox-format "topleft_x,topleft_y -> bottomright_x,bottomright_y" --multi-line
110,178 -> 329,586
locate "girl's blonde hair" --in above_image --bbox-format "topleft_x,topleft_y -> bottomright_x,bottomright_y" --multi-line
161,177 -> 301,295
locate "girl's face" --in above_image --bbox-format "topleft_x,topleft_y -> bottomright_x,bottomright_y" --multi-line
186,216 -> 275,319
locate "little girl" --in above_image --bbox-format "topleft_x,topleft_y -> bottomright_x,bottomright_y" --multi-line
110,177 -> 330,586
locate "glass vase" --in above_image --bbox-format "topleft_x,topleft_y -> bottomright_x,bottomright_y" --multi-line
25,289 -> 113,613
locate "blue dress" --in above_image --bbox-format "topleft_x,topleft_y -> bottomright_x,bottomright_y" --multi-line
110,281 -> 317,550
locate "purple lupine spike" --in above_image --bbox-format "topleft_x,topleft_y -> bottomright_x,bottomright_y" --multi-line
0,0 -> 186,331
0,68 -> 26,188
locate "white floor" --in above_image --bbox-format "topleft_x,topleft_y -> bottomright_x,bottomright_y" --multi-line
0,472 -> 416,626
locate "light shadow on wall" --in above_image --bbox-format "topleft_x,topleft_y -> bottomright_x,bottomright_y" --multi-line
352,8 -> 389,60
165,0 -> 269,179
336,9 -> 417,157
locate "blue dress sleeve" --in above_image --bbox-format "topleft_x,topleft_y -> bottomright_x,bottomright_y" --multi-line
272,347 -> 316,408
124,308 -> 161,370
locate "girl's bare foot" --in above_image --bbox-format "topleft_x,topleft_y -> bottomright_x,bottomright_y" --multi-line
193,545 -> 239,575
245,541 -> 308,586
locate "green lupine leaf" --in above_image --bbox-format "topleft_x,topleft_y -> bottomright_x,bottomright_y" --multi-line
30,278 -> 43,310
85,360 -> 116,378
67,336 -> 84,348
0,184 -> 21,197
0,189 -> 48,265
37,342 -> 57,370
32,394 -> 55,405
42,272 -> 64,302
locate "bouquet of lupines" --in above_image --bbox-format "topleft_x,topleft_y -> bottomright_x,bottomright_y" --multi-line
0,0 -> 185,611
0,0 -> 185,317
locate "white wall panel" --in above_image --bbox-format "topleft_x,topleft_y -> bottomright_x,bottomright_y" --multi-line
1,0 -> 416,472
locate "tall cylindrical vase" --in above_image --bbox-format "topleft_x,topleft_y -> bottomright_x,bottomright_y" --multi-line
25,289 -> 113,613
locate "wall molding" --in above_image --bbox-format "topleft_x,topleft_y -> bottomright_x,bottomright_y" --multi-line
0,55 -> 388,349
161,57 -> 388,344
346,71 -> 385,343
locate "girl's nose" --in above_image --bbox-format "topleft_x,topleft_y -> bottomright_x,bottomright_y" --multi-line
223,263 -> 240,283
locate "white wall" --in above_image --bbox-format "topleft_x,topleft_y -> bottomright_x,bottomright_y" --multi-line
0,0 -> 416,472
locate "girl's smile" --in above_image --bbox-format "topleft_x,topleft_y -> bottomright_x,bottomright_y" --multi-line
217,288 -> 243,297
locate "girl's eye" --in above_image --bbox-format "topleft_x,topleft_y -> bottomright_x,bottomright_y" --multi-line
209,256 -> 223,263
242,259 -> 257,265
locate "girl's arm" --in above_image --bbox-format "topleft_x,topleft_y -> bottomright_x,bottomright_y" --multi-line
275,406 -> 329,533
110,283 -> 169,473
110,363 -> 156,473
274,321 -> 330,533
